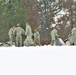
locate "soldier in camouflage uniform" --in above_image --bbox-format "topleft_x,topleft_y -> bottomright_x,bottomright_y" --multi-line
8,26 -> 16,45
14,23 -> 25,47
50,28 -> 58,45
24,23 -> 34,46
8,26 -> 13,42
72,25 -> 76,45
33,29 -> 41,46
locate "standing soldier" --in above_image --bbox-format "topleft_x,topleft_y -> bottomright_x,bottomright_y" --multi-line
8,26 -> 16,45
24,23 -> 34,46
12,26 -> 16,42
50,27 -> 58,45
72,25 -> 76,45
14,23 -> 25,47
33,29 -> 41,46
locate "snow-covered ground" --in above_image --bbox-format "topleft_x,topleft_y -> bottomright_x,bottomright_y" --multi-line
0,47 -> 76,75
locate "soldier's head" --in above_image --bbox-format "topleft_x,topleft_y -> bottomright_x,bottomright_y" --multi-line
25,22 -> 29,26
65,41 -> 70,46
34,29 -> 37,32
17,23 -> 20,27
13,26 -> 16,29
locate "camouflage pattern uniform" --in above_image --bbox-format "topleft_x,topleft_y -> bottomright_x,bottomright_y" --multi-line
8,26 -> 16,45
34,31 -> 41,46
24,25 -> 34,46
14,27 -> 24,47
50,28 -> 58,45
8,28 -> 13,42
72,27 -> 76,45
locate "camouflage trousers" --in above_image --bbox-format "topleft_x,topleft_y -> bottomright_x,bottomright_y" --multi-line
34,38 -> 41,46
24,36 -> 35,46
15,35 -> 22,47
72,36 -> 76,45
51,39 -> 58,46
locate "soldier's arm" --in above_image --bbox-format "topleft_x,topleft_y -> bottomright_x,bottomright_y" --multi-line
13,28 -> 16,36
25,26 -> 29,35
8,28 -> 12,35
56,30 -> 58,36
22,29 -> 25,34
37,32 -> 40,38
8,29 -> 10,36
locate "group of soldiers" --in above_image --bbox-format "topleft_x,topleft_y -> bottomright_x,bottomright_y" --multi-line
50,24 -> 76,46
8,23 -> 41,47
8,22 -> 76,47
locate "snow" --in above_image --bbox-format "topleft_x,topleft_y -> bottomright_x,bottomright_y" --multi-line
37,0 -> 40,2
52,23 -> 56,27
0,47 -> 76,75
10,45 -> 15,47
66,21 -> 70,25
56,7 -> 59,10
57,10 -> 66,15
38,12 -> 41,14
46,27 -> 48,30
41,4 -> 44,7
52,8 -> 70,27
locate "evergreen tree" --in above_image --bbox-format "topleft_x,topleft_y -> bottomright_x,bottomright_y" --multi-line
0,0 -> 28,41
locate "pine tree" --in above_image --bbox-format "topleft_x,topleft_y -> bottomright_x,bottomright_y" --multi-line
0,0 -> 28,41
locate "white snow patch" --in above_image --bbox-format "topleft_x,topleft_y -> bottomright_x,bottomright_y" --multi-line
53,8 -> 70,26
57,10 -> 66,15
46,27 -> 48,30
52,23 -> 56,27
0,47 -> 76,75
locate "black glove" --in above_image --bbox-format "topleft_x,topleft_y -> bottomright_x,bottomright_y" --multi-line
32,35 -> 34,39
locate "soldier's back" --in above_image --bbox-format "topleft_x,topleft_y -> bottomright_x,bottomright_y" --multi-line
26,25 -> 32,36
8,28 -> 13,35
15,27 -> 24,35
51,29 -> 57,36
72,27 -> 76,35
